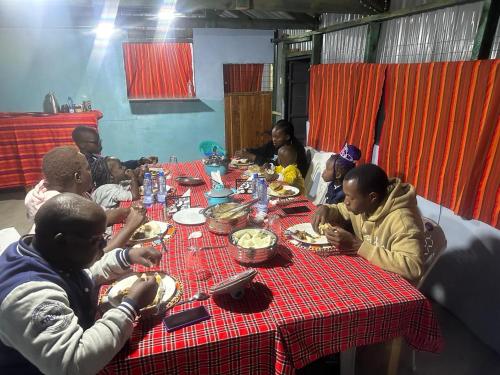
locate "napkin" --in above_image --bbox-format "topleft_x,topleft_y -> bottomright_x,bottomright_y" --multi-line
210,171 -> 223,186
182,188 -> 191,197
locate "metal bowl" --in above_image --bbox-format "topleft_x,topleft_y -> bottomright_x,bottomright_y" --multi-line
201,203 -> 249,235
228,227 -> 278,265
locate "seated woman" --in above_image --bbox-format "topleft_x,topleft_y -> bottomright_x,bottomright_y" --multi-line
234,119 -> 309,177
25,146 -> 145,252
322,144 -> 361,204
91,157 -> 142,210
265,145 -> 305,194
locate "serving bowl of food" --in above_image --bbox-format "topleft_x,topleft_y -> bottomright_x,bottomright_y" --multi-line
228,227 -> 278,264
201,202 -> 249,235
203,155 -> 229,176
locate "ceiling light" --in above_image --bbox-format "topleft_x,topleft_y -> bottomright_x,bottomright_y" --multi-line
158,6 -> 177,21
94,22 -> 117,39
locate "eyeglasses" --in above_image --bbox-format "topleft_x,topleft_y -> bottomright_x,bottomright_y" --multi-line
63,232 -> 107,247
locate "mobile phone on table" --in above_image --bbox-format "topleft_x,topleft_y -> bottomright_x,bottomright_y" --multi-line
282,205 -> 311,215
163,306 -> 210,332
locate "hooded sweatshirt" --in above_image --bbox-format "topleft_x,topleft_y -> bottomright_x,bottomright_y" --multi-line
325,178 -> 424,281
24,180 -> 60,226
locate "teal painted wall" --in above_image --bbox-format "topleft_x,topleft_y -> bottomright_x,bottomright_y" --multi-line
0,24 -> 273,161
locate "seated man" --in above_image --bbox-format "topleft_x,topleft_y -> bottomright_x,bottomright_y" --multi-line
0,193 -> 161,374
72,126 -> 157,189
312,164 -> 424,281
25,146 -> 145,252
92,157 -> 141,210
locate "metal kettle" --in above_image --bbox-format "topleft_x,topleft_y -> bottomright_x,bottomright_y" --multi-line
43,92 -> 60,114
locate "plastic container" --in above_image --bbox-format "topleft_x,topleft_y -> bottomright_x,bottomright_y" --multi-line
251,173 -> 259,198
255,178 -> 268,219
143,172 -> 154,207
156,171 -> 167,204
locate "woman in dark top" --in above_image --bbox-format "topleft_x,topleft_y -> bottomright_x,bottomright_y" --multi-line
234,120 -> 309,177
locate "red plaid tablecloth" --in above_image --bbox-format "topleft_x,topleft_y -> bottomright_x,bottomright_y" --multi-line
0,111 -> 101,189
102,161 -> 442,374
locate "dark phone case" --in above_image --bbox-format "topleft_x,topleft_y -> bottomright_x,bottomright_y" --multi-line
163,306 -> 210,332
282,205 -> 311,214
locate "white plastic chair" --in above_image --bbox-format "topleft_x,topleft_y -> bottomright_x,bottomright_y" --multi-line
303,148 -> 333,205
0,227 -> 21,255
387,217 -> 447,375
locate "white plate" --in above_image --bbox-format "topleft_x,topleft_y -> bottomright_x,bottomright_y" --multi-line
268,185 -> 300,198
148,167 -> 164,173
107,273 -> 177,308
173,208 -> 206,225
130,220 -> 169,243
231,158 -> 254,166
287,223 -> 329,245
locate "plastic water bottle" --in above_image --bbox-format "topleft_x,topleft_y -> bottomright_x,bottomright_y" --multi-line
256,178 -> 268,217
251,173 -> 259,198
143,172 -> 154,207
156,171 -> 167,204
68,97 -> 74,113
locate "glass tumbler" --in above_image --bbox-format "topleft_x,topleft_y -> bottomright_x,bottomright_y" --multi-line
185,246 -> 212,281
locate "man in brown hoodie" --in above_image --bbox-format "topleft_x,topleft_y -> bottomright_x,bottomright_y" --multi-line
312,164 -> 424,282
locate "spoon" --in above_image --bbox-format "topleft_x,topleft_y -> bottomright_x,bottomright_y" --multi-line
176,292 -> 210,306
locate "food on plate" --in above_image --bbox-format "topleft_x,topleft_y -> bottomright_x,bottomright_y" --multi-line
232,229 -> 276,249
247,164 -> 262,173
318,223 -> 334,235
232,158 -> 250,165
269,181 -> 283,192
131,221 -> 160,240
293,230 -> 321,243
269,182 -> 294,196
116,273 -> 165,307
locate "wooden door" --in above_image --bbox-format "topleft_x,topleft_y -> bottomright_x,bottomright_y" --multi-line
224,92 -> 272,157
286,57 -> 310,145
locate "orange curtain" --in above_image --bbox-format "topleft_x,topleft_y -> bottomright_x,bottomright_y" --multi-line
378,60 -> 500,228
308,63 -> 386,163
223,64 -> 264,93
123,42 -> 195,99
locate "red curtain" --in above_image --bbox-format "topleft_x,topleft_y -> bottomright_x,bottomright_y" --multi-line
223,64 -> 264,93
378,60 -> 500,228
308,63 -> 386,163
123,43 -> 195,99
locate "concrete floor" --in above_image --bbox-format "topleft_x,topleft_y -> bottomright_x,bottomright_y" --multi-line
1,189 -> 499,374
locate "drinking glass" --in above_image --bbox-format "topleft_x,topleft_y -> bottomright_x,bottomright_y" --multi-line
185,246 -> 212,281
169,155 -> 178,177
267,213 -> 281,234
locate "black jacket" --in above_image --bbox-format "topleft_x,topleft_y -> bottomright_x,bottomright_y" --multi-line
248,140 -> 309,177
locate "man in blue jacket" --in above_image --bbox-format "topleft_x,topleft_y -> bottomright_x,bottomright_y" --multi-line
0,193 -> 161,374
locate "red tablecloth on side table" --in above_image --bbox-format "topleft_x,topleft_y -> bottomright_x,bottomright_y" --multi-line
0,111 -> 102,189
102,161 -> 442,374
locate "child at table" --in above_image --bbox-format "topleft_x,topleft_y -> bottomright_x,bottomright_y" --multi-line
91,157 -> 142,210
322,144 -> 361,204
265,145 -> 305,194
